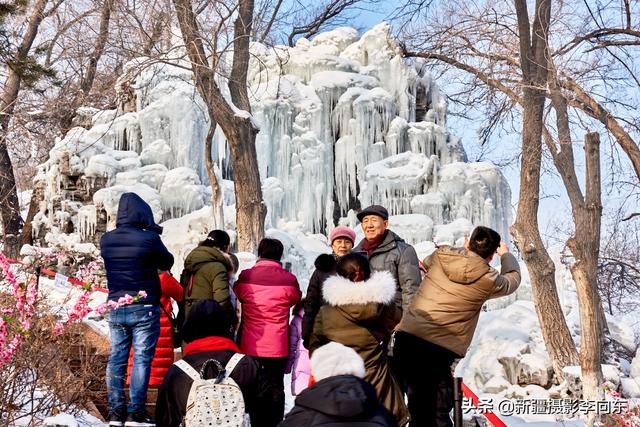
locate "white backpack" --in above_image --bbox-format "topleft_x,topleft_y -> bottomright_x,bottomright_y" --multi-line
175,354 -> 250,427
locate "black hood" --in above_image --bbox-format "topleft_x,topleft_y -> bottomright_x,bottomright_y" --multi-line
295,375 -> 379,418
314,253 -> 337,273
115,192 -> 161,231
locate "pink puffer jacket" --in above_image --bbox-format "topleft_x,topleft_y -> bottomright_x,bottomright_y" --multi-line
234,260 -> 302,358
286,306 -> 311,395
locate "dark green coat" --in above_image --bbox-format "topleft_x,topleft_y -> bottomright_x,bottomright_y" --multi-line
310,271 -> 408,426
182,245 -> 236,326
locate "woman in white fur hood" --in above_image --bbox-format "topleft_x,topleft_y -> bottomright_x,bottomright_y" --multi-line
309,253 -> 409,426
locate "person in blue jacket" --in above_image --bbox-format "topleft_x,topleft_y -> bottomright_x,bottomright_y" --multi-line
101,192 -> 174,427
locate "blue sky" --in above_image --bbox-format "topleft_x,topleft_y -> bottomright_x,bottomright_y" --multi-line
343,3 -> 637,244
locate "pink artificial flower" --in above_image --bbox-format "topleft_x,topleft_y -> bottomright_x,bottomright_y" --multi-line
119,294 -> 135,305
95,304 -> 109,315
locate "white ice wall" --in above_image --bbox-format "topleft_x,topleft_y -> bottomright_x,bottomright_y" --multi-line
33,23 -> 512,247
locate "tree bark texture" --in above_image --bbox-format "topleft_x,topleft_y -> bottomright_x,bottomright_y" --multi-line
568,132 -> 604,407
173,0 -> 265,252
205,119 -> 224,229
0,0 -> 48,257
511,0 -> 579,380
548,67 -> 604,419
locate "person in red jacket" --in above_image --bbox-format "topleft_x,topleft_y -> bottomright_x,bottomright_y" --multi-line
233,238 -> 301,427
127,271 -> 183,388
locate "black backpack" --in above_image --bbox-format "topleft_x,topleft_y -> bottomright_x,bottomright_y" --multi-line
169,269 -> 194,346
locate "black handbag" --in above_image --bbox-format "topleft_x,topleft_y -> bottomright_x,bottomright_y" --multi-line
160,303 -> 182,347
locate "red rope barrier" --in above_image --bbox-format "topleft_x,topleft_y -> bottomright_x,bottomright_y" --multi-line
461,381 -> 508,427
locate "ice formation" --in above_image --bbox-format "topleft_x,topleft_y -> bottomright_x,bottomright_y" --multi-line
32,22 -> 511,252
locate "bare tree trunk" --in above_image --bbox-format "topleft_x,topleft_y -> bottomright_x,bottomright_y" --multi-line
569,132 -> 604,422
511,0 -> 579,380
173,0 -> 265,252
58,0 -> 114,133
80,0 -> 113,95
0,0 -> 48,257
227,0 -> 266,251
205,119 -> 224,229
227,117 -> 264,252
20,187 -> 43,247
548,66 -> 604,421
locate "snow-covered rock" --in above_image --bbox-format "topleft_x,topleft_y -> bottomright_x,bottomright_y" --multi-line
140,139 -> 172,166
159,167 -> 206,220
621,377 -> 640,398
608,319 -> 637,352
562,364 -> 621,398
43,413 -> 79,427
631,348 -> 640,378
517,353 -> 554,388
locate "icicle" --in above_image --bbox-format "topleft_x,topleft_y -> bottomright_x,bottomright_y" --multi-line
77,205 -> 97,240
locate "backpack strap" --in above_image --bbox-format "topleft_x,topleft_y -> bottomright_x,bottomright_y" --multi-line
175,359 -> 200,381
222,353 -> 245,380
186,274 -> 194,298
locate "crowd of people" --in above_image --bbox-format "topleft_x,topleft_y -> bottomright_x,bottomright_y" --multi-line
101,192 -> 521,427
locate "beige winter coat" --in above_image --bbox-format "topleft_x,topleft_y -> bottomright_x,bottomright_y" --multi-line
397,246 -> 521,356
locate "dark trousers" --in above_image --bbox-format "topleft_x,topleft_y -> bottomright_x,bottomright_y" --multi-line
254,356 -> 287,427
393,331 -> 458,427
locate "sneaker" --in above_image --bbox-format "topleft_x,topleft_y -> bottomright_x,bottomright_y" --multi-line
107,411 -> 126,426
124,413 -> 155,427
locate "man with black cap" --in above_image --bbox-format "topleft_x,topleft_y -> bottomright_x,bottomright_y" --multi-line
353,204 -> 421,315
156,300 -> 264,427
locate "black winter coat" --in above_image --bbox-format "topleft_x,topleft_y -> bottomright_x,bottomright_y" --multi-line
279,375 -> 397,427
156,349 -> 262,427
301,254 -> 337,348
100,193 -> 174,304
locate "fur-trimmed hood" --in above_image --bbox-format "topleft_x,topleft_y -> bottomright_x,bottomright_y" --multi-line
322,271 -> 396,306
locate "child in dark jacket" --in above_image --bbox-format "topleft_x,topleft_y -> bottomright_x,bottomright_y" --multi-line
280,341 -> 396,426
156,300 -> 264,427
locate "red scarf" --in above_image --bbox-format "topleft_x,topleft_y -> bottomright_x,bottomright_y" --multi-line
362,230 -> 388,256
183,336 -> 241,357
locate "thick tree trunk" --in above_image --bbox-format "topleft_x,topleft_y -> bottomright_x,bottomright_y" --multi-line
0,0 -> 48,257
20,187 -> 43,247
512,0 -> 579,381
205,120 -> 224,229
548,72 -> 604,412
228,118 -> 266,252
80,0 -> 113,96
568,133 -> 604,425
511,93 -> 579,378
174,0 -> 265,252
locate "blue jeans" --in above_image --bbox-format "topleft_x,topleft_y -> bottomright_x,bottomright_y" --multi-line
106,304 -> 160,415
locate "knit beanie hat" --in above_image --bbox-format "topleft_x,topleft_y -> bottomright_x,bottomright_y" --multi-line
182,300 -> 232,342
310,342 -> 366,381
329,225 -> 356,244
